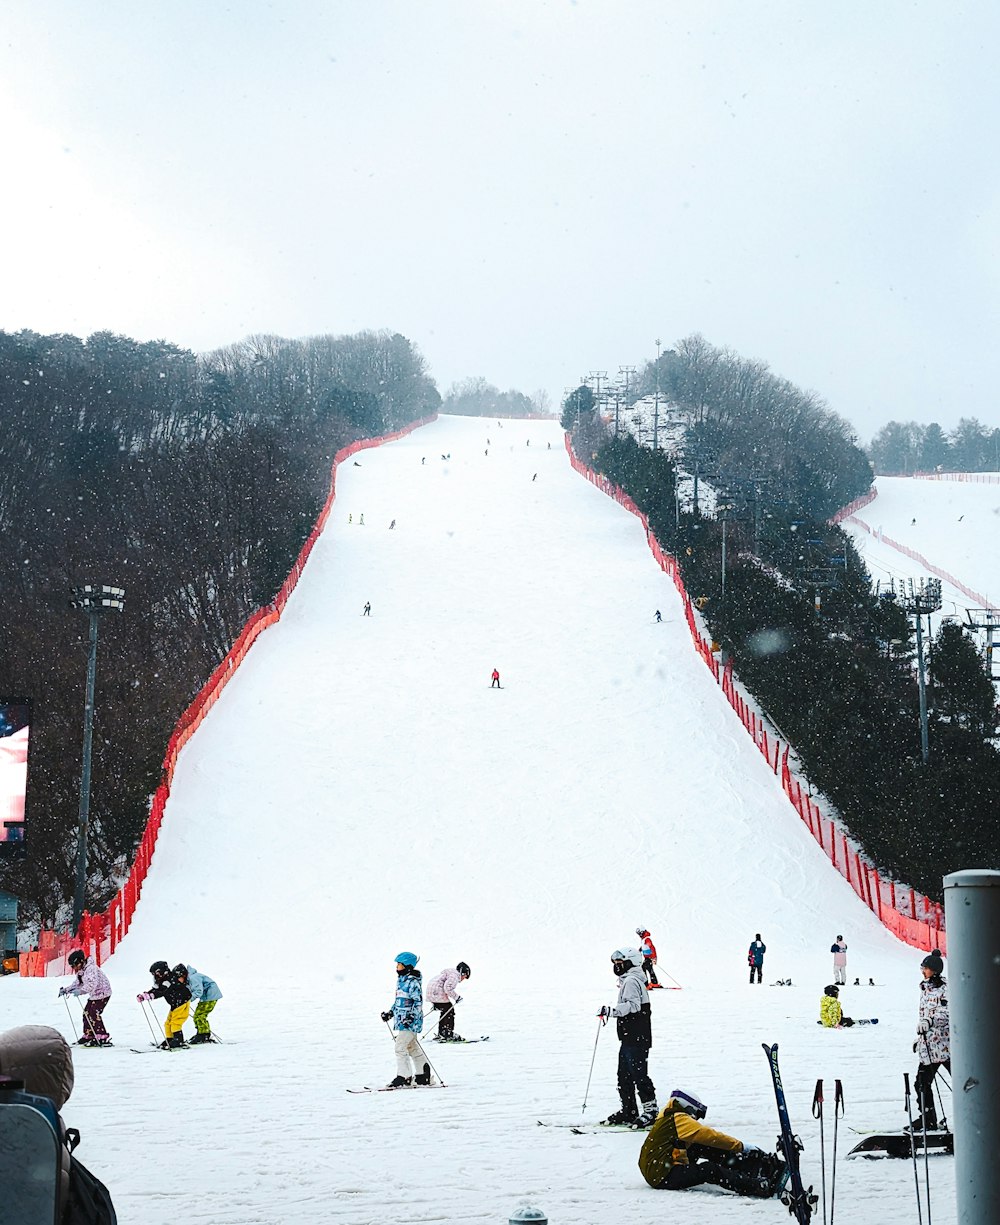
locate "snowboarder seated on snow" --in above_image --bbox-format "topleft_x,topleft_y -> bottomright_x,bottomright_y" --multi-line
427,962 -> 471,1040
137,961 -> 192,1049
185,965 -> 222,1044
58,949 -> 113,1047
638,1089 -> 788,1198
910,948 -> 949,1132
636,927 -> 660,988
380,952 -> 430,1087
819,984 -> 854,1027
599,947 -> 657,1129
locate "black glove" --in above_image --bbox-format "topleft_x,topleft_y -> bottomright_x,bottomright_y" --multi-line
598,1005 -> 612,1019
381,1011 -> 393,1023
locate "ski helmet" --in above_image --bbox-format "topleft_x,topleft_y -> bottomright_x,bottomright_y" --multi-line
68,950 -> 86,969
824,984 -> 839,997
171,964 -> 189,980
394,951 -> 419,968
611,947 -> 643,969
670,1089 -> 707,1120
636,928 -> 649,937
149,960 -> 170,978
456,962 -> 471,978
921,948 -> 944,975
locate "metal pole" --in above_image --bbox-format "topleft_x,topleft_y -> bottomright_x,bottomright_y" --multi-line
915,614 -> 930,764
653,338 -> 661,451
944,870 -> 1000,1225
72,609 -> 100,933
721,516 -> 728,598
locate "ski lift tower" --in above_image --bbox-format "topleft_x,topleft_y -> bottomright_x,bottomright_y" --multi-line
964,608 -> 1000,683
896,578 -> 943,764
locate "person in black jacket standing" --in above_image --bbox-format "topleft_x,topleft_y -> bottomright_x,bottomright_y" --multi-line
599,947 -> 657,1129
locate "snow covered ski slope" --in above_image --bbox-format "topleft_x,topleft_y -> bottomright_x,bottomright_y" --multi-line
1,417 -> 954,1223
846,474 -> 1000,619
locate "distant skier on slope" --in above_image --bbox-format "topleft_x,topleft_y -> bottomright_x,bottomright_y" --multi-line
599,947 -> 657,1129
747,934 -> 766,984
638,1090 -> 787,1198
655,610 -> 662,622
380,952 -> 430,1088
491,669 -> 501,688
636,928 -> 660,988
59,949 -> 113,1047
831,935 -> 847,984
427,962 -> 471,1041
819,984 -> 854,1028
363,601 -> 371,616
911,948 -> 949,1132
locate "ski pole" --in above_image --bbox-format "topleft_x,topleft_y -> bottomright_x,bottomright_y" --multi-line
61,993 -> 79,1042
830,1079 -> 843,1225
139,999 -> 162,1047
903,1073 -> 924,1225
412,1036 -> 446,1087
659,967 -> 684,989
581,1013 -> 606,1115
811,1079 -> 826,1225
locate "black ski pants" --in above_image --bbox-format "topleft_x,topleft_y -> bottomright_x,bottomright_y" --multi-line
915,1059 -> 950,1128
618,1040 -> 655,1114
433,1001 -> 456,1038
749,964 -> 762,983
643,956 -> 659,986
661,1147 -> 773,1198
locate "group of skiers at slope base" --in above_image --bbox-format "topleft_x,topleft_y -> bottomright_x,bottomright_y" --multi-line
57,950 -> 222,1049
380,953 -> 472,1087
598,940 -> 790,1200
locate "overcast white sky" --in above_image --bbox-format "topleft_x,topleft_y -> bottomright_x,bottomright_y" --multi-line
2,1 -> 998,439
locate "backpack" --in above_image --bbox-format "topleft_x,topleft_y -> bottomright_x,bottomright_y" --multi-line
64,1130 -> 117,1224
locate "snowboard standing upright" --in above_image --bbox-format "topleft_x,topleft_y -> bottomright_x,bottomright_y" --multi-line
762,1043 -> 816,1224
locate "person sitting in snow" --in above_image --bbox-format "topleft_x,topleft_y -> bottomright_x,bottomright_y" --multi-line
380,952 -> 430,1087
427,961 -> 471,1040
819,983 -> 854,1027
639,1089 -> 788,1198
59,949 -> 113,1047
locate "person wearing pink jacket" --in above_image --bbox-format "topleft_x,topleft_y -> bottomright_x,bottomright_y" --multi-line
427,962 -> 471,1041
59,949 -> 113,1046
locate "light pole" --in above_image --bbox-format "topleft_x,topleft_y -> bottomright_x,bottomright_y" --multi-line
895,578 -> 942,764
653,338 -> 661,451
69,584 -> 125,933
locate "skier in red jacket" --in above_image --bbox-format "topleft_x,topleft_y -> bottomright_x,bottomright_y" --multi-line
637,928 -> 661,988
491,669 -> 501,689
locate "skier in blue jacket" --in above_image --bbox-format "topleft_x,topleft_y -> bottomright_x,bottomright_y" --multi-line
380,952 -> 429,1088
186,965 -> 223,1044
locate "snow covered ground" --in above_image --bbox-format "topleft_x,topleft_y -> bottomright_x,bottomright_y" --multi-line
1,418 -> 954,1223
846,476 -> 1000,631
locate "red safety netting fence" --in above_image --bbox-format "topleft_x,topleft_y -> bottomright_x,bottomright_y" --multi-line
565,440 -> 946,954
912,471 -> 1000,485
23,416 -> 436,977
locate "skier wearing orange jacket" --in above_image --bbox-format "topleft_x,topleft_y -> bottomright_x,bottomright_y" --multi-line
637,928 -> 660,989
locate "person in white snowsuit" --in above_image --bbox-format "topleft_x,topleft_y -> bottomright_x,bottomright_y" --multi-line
427,962 -> 470,1040
600,947 -> 657,1129
831,936 -> 847,985
912,949 -> 949,1131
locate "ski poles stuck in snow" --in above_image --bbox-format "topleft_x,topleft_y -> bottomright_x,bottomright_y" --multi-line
812,1080 -> 826,1225
903,1073 -> 924,1225
830,1080 -> 843,1224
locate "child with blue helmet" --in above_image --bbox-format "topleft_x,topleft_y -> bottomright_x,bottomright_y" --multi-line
380,952 -> 429,1088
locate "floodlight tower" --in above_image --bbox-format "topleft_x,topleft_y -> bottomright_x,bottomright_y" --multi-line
69,584 -> 125,933
897,578 -> 943,764
965,608 -> 1000,682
